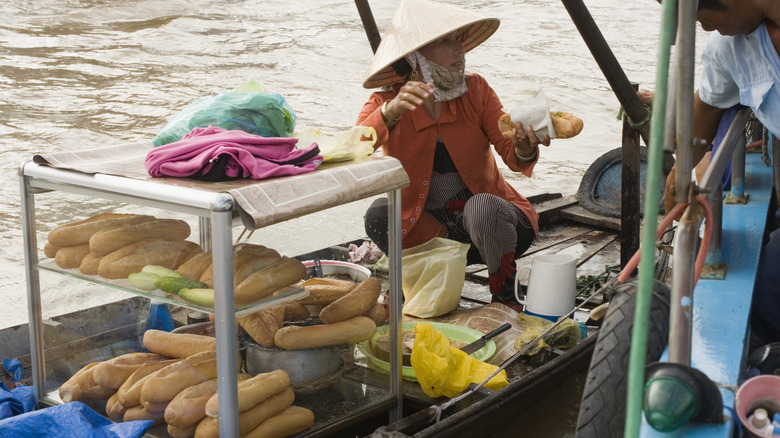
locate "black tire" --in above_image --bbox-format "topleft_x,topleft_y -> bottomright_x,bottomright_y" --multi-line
575,279 -> 671,438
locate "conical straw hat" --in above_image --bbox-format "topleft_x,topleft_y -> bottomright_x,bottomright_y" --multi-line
362,0 -> 500,89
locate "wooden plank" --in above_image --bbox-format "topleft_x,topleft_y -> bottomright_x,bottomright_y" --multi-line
559,203 -> 621,231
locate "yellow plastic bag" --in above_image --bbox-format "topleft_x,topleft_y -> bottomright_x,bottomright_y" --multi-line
294,125 -> 376,162
514,313 -> 582,356
410,323 -> 508,398
401,237 -> 470,318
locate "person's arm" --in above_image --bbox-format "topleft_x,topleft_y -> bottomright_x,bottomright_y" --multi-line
663,90 -> 725,213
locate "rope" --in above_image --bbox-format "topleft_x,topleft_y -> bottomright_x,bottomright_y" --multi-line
616,103 -> 653,131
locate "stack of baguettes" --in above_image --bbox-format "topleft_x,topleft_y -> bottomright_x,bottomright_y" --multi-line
58,329 -> 314,438
45,212 -> 201,279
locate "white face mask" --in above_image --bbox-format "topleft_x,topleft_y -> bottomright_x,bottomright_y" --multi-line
407,51 -> 467,102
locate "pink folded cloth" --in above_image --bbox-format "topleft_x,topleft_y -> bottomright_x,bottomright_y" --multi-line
145,125 -> 321,180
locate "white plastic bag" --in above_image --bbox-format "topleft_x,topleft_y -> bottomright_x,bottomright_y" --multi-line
295,125 -> 376,162
401,237 -> 470,318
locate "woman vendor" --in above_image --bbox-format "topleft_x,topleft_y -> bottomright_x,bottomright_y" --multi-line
355,0 -> 550,311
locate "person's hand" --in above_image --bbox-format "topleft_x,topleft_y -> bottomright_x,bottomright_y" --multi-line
664,166 -> 677,215
383,81 -> 434,122
637,89 -> 654,106
510,121 -> 550,158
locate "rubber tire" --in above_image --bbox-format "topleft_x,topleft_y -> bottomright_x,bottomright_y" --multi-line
575,279 -> 671,438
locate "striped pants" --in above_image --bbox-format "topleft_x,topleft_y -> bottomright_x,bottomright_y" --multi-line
363,193 -> 535,277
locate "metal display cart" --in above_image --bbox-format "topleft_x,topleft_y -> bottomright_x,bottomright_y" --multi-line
19,150 -> 409,437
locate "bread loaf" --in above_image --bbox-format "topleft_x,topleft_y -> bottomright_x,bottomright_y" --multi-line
98,239 -> 203,279
106,392 -> 128,420
43,242 -> 59,258
297,277 -> 357,306
140,351 -> 219,404
167,423 -> 198,438
116,359 -> 179,408
319,277 -> 381,323
164,374 -> 251,429
237,306 -> 285,348
143,329 -> 217,358
364,302 -> 389,325
242,405 -> 314,438
78,251 -> 101,275
123,403 -> 166,424
47,213 -> 154,247
58,362 -> 115,403
89,218 -> 191,257
176,251 -> 213,282
53,244 -> 91,269
550,111 -> 584,139
234,257 -> 306,306
92,352 -> 166,389
194,388 -> 295,438
274,316 -> 377,350
205,370 -> 290,417
198,243 -> 281,287
283,301 -> 311,322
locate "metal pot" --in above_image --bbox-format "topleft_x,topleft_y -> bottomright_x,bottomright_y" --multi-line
244,340 -> 344,384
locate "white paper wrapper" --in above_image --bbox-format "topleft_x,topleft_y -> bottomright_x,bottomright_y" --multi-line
508,89 -> 556,140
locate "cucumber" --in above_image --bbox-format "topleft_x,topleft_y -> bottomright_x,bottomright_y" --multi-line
154,276 -> 207,295
142,265 -> 185,279
178,288 -> 215,307
128,272 -> 160,291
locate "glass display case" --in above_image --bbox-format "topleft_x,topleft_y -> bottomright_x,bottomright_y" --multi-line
19,150 -> 409,438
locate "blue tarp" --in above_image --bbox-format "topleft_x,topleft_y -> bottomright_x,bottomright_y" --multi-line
0,402 -> 153,438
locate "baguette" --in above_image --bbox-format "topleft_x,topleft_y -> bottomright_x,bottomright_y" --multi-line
319,277 -> 382,324
89,218 -> 191,257
92,352 -> 166,389
198,244 -> 281,287
283,301 -> 311,322
205,370 -> 290,417
168,423 -> 198,438
297,278 -> 357,307
234,257 -> 306,306
176,251 -> 213,282
242,405 -> 314,438
164,374 -> 252,429
364,302 -> 389,325
98,238 -> 203,279
274,316 -> 377,350
143,329 -> 217,358
78,251 -> 102,275
237,306 -> 285,348
53,244 -> 91,269
140,351 -> 219,404
116,359 -> 179,408
194,388 -> 295,438
58,362 -> 115,403
106,392 -> 128,420
142,399 -> 170,414
123,403 -> 166,424
43,241 -> 59,258
47,213 -> 155,247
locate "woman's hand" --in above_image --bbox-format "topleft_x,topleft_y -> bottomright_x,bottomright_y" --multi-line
511,121 -> 550,158
383,81 -> 434,123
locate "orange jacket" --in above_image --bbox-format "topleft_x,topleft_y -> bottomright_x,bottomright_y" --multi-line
356,74 -> 539,248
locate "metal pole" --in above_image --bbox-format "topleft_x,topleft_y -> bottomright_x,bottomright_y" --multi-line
388,189 -> 403,422
668,209 -> 699,365
211,196 -> 239,438
672,0 -> 697,210
19,163 -> 45,400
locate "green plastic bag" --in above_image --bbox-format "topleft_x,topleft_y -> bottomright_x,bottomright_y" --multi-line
153,89 -> 297,146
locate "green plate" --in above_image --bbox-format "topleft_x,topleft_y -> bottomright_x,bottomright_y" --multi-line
356,321 -> 497,381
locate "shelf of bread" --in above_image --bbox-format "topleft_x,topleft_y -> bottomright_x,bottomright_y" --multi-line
36,259 -> 307,317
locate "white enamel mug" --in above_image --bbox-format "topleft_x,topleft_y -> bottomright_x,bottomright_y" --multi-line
519,254 -> 577,321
